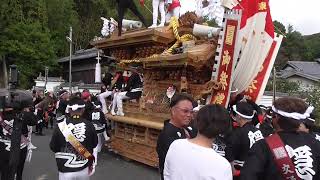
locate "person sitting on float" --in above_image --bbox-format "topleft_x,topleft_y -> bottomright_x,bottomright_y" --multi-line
98,65 -> 124,114
111,63 -> 143,116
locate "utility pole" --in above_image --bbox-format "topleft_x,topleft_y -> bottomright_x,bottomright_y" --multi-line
67,26 -> 73,93
272,67 -> 276,103
44,66 -> 49,90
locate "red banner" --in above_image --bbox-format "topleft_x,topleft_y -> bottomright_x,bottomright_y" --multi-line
211,18 -> 239,107
244,41 -> 276,101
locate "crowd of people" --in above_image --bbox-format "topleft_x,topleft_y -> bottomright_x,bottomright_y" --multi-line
1,63 -> 320,180
47,89 -> 116,180
0,87 -> 112,179
157,93 -> 320,180
0,63 -> 144,179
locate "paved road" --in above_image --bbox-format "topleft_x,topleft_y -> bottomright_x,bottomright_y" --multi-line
23,128 -> 160,180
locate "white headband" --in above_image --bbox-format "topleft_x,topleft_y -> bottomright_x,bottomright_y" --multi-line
259,106 -> 268,110
66,104 -> 85,111
272,105 -> 314,120
307,117 -> 315,122
266,114 -> 272,119
231,88 -> 238,93
232,105 -> 255,119
91,102 -> 101,109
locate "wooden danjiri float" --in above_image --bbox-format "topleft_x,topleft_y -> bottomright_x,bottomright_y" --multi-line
92,12 -> 238,167
91,11 -> 243,167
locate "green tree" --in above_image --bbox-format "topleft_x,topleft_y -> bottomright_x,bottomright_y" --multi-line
284,30 -> 305,60
265,78 -> 300,94
73,0 -> 102,49
0,0 -> 24,87
0,0 -> 154,88
274,24 -> 313,69
0,0 -> 57,88
0,22 -> 57,88
22,0 -> 48,26
273,20 -> 286,35
72,0 -> 152,49
46,0 -> 79,57
0,0 -> 23,31
304,33 -> 320,60
266,79 -> 320,125
303,84 -> 320,125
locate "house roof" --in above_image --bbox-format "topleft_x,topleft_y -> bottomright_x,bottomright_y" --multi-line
57,48 -> 115,63
280,61 -> 320,82
279,70 -> 320,82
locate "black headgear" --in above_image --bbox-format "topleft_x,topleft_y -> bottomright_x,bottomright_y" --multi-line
169,93 -> 197,108
67,96 -> 85,112
232,102 -> 255,120
59,90 -> 68,97
0,89 -> 33,110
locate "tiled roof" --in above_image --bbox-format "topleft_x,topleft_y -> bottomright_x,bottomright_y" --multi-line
280,61 -> 320,82
57,48 -> 115,63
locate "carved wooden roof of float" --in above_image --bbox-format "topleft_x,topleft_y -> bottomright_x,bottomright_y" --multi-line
91,27 -> 175,49
144,43 -> 216,68
118,43 -> 216,69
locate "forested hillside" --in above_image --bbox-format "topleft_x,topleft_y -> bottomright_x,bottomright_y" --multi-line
273,20 -> 320,69
0,0 -> 152,88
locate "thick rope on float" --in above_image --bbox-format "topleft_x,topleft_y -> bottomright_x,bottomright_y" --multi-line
163,17 -> 196,55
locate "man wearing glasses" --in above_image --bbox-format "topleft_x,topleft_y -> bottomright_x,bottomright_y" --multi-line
156,93 -> 197,180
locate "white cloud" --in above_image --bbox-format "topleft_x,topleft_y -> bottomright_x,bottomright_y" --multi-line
269,0 -> 320,35
179,0 -> 320,35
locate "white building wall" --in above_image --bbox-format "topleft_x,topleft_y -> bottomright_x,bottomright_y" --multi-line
286,76 -> 315,91
257,95 -> 274,107
35,80 -> 64,92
